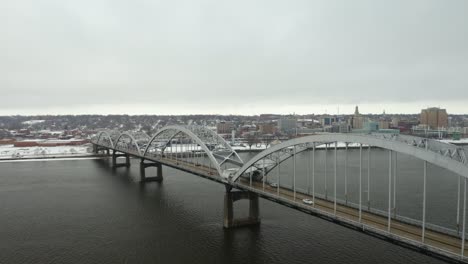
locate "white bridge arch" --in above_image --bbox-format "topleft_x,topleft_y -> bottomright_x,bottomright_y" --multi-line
231,133 -> 468,182
142,125 -> 244,177
94,131 -> 118,149
114,131 -> 150,156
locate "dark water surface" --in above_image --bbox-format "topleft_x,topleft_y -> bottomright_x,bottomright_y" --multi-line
0,153 -> 453,264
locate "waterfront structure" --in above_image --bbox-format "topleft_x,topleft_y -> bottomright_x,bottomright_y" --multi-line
92,125 -> 468,263
420,107 -> 448,129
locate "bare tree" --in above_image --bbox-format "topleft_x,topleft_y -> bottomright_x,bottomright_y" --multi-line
245,134 -> 259,150
262,134 -> 274,148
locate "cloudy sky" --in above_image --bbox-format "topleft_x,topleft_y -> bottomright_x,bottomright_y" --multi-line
2,0 -> 467,115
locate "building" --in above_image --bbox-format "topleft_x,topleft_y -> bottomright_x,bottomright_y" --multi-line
13,139 -> 89,147
351,106 -> 364,129
391,118 -> 400,128
0,138 -> 15,145
216,121 -> 234,134
323,122 -> 350,133
352,121 -> 399,135
395,120 -> 419,133
278,118 -> 297,134
321,116 -> 337,126
258,123 -> 277,135
379,120 -> 390,129
363,121 -> 379,131
338,122 -> 351,133
420,107 -> 448,129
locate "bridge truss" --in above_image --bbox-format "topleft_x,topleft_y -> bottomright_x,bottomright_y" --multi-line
92,125 -> 244,178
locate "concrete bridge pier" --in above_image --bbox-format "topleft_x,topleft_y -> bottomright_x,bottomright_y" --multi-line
112,150 -> 130,168
140,159 -> 163,182
223,187 -> 260,228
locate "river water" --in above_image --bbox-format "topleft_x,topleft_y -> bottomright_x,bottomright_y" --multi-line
0,150 -> 459,263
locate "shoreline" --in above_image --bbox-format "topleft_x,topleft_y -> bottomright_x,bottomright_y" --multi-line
0,154 -> 104,163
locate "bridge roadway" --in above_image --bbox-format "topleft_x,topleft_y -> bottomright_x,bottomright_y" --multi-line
99,145 -> 467,262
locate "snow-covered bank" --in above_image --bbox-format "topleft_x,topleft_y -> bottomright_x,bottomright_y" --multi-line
439,138 -> 468,145
0,144 -> 93,159
0,156 -> 102,163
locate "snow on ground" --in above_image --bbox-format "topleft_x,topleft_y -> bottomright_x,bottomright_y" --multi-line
0,144 -> 93,159
440,138 -> 468,144
0,157 -> 101,163
21,120 -> 45,125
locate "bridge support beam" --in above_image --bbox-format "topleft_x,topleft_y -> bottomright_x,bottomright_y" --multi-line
223,188 -> 260,228
140,159 -> 163,182
112,150 -> 130,168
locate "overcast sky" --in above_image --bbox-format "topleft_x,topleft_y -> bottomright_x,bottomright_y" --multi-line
2,0 -> 468,115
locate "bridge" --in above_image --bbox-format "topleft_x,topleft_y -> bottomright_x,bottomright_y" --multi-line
91,125 -> 468,263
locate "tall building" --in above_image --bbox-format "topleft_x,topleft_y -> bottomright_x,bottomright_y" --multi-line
420,107 -> 448,129
351,106 -> 364,129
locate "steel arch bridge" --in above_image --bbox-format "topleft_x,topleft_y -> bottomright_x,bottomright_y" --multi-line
91,126 -> 468,263
92,126 -> 244,178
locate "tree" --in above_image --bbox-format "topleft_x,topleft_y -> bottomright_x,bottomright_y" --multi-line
245,134 -> 259,150
262,134 -> 275,148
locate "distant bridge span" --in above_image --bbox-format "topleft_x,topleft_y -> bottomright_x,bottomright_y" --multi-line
91,125 -> 468,263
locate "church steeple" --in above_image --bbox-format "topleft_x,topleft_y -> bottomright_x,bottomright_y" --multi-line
354,106 -> 360,115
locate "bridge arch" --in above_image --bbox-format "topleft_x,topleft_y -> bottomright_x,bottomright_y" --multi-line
114,132 -> 150,156
95,131 -> 116,149
232,133 -> 468,182
143,125 -> 244,177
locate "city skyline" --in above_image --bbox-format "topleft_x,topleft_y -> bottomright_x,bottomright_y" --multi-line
2,0 -> 468,115
0,102 -> 467,116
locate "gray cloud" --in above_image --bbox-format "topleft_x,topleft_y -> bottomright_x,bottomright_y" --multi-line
1,0 -> 468,114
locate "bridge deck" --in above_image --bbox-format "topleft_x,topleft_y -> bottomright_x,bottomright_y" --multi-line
240,179 -> 467,258
98,146 -> 467,262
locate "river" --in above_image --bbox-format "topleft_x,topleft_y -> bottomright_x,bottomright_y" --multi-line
0,150 -> 457,263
